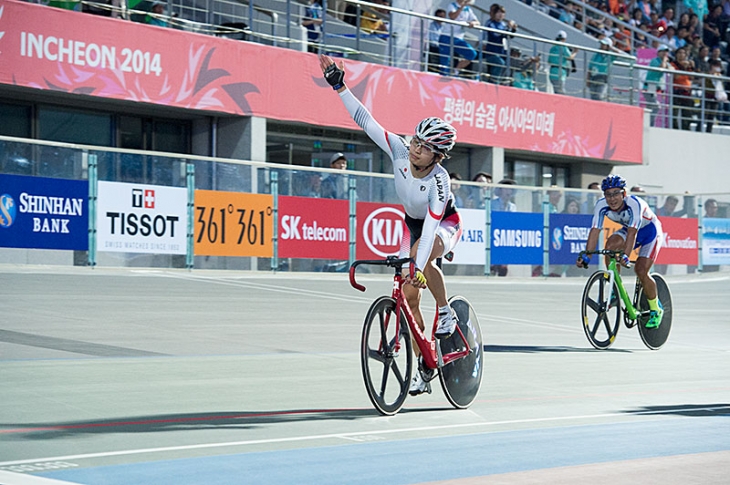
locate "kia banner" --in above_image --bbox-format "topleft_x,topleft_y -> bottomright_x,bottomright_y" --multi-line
549,214 -> 594,265
655,217 -> 698,265
0,174 -> 88,250
356,202 -> 408,260
702,218 -> 730,265
445,208 -> 485,265
0,0 -> 643,163
490,212 -> 543,265
278,196 -> 348,259
96,181 -> 187,254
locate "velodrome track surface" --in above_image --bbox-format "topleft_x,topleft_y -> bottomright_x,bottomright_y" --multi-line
1,265 -> 729,484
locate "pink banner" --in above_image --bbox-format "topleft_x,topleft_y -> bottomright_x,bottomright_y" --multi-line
655,217 -> 698,265
278,196 -> 348,259
0,1 -> 642,163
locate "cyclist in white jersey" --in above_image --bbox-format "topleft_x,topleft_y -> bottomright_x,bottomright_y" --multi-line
577,175 -> 665,328
319,55 -> 463,395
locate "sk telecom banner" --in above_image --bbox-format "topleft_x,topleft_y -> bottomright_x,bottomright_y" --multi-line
356,202 -> 409,260
194,190 -> 274,257
278,196 -> 348,259
97,181 -> 187,254
0,174 -> 88,250
549,214 -> 593,265
655,217 -> 698,265
702,218 -> 730,265
445,208 -> 485,266
0,0 -> 642,163
491,212 -> 543,265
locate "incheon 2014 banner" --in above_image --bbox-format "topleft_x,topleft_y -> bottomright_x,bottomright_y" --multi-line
0,0 -> 642,163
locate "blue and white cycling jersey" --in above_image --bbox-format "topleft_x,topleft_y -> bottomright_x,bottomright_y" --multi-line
592,195 -> 663,259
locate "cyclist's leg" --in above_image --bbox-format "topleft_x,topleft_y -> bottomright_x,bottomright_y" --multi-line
634,257 -> 657,299
605,232 -> 626,268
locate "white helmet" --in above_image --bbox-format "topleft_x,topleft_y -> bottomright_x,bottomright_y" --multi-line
414,117 -> 456,153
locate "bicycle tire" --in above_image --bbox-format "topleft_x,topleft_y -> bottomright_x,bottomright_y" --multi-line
637,274 -> 673,350
438,296 -> 484,409
360,296 -> 413,416
581,271 -> 621,350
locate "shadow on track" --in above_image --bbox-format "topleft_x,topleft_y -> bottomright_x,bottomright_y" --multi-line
621,403 -> 730,417
484,344 -> 631,353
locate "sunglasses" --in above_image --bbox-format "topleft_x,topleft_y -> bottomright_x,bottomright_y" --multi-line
604,189 -> 624,199
410,137 -> 437,154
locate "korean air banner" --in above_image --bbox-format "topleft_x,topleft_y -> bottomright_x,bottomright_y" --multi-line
0,174 -> 88,250
702,218 -> 730,265
549,214 -> 594,265
97,181 -> 187,254
278,196 -> 348,259
491,212 -> 543,265
356,202 -> 408,260
445,208 -> 486,265
0,0 -> 642,163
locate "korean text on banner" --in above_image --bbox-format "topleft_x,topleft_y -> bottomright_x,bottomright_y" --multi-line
278,196 -> 348,259
97,181 -> 187,254
491,211 -> 543,265
194,190 -> 274,257
0,174 -> 88,250
356,202 -> 408,260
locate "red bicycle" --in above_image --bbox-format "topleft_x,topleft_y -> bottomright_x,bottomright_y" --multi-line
349,256 -> 484,415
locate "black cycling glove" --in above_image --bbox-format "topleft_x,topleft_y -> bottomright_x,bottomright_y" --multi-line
324,63 -> 345,90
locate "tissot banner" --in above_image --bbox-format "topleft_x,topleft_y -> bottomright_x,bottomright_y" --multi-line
278,196 -> 348,259
96,181 -> 187,254
490,211 -> 543,265
702,218 -> 730,265
0,174 -> 88,250
549,213 -> 594,265
0,0 -> 642,163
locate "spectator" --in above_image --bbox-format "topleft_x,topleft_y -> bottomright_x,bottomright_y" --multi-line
660,25 -> 678,51
360,0 -> 390,34
588,37 -> 614,101
145,1 -> 170,28
688,13 -> 701,39
670,46 -> 695,131
703,4 -> 723,49
558,1 -> 577,28
629,7 -> 645,28
548,30 -> 577,95
699,59 -> 728,133
674,26 -> 690,50
491,178 -> 517,212
636,0 -> 654,25
320,152 -> 348,199
656,195 -> 686,217
644,44 -> 670,126
297,170 -> 322,198
439,0 -> 480,77
509,48 -> 540,90
482,3 -> 517,84
630,185 -> 646,194
449,172 -> 466,207
676,12 -> 691,34
302,0 -> 323,53
563,197 -> 580,214
465,171 -> 492,209
581,181 -> 600,214
696,45 -> 711,73
547,186 -> 562,213
660,7 -> 675,28
427,9 -> 447,73
688,33 -> 704,63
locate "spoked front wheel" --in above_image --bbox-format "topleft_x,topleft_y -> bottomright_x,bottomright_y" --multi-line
360,296 -> 413,416
581,271 -> 622,349
438,296 -> 484,409
637,274 -> 673,350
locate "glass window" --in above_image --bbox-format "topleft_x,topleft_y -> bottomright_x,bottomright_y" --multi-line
154,121 -> 189,154
0,103 -> 32,138
38,106 -> 112,146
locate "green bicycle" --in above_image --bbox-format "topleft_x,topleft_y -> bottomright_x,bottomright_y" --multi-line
578,249 -> 673,350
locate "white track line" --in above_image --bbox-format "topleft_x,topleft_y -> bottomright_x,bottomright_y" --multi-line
0,471 -> 81,484
1,405 -> 728,467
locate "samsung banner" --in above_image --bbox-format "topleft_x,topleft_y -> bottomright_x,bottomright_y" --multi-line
491,211 -> 543,265
549,214 -> 594,265
96,181 -> 187,254
702,218 -> 730,265
0,174 -> 88,250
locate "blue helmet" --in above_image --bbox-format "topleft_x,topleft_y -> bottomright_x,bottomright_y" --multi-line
601,175 -> 626,192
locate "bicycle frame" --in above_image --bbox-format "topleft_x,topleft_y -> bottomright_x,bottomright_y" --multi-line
350,257 -> 472,370
604,257 -> 640,321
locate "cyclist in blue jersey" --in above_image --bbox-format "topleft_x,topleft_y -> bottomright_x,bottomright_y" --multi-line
319,54 -> 464,395
577,175 -> 665,328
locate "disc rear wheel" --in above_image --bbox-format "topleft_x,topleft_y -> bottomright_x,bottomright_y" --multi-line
637,274 -> 673,350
